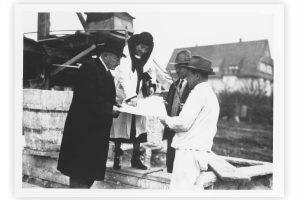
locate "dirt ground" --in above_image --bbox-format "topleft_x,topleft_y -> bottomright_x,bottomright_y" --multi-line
212,120 -> 273,162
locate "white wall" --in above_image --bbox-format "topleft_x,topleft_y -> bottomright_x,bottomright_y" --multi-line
209,76 -> 273,96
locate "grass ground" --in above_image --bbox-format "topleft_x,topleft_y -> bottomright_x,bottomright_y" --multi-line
212,120 -> 273,162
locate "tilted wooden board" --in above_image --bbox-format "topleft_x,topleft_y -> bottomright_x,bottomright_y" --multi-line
207,153 -> 251,181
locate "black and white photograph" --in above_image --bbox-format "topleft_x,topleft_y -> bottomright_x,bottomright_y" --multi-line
14,3 -> 284,197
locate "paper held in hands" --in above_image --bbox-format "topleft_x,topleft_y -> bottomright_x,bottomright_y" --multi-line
116,96 -> 167,117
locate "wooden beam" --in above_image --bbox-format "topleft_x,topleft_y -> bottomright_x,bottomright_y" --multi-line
50,44 -> 96,77
52,64 -> 80,69
207,153 -> 250,181
237,164 -> 273,177
221,155 -> 271,166
76,12 -> 87,30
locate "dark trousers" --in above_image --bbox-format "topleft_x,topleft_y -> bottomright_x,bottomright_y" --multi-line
69,176 -> 95,188
166,137 -> 176,173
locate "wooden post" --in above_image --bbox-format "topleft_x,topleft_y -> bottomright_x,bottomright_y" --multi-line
76,12 -> 87,30
37,13 -> 50,40
37,13 -> 50,89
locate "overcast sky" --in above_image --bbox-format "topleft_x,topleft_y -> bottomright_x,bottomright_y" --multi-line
23,10 -> 274,68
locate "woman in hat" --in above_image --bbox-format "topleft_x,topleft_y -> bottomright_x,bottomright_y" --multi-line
110,32 -> 156,170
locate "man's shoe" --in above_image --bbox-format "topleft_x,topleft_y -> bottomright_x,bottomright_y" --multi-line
113,156 -> 121,170
131,149 -> 148,170
113,147 -> 123,170
131,157 -> 148,170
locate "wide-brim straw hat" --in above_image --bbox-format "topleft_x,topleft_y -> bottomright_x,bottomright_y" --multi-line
169,49 -> 192,65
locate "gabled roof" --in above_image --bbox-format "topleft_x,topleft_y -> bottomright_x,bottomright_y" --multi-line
166,39 -> 273,80
85,12 -> 135,24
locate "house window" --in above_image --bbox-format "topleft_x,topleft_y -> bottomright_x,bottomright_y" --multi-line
222,76 -> 238,91
266,65 -> 273,74
212,67 -> 219,73
258,62 -> 272,74
228,65 -> 239,75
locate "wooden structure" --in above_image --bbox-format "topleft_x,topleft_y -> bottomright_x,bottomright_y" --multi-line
23,12 -> 134,90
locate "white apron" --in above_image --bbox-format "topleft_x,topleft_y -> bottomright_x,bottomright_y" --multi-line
110,47 -> 155,139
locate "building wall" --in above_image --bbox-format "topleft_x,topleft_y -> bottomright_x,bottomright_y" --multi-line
210,77 -> 273,96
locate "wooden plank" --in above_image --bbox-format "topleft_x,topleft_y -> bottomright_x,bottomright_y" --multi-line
50,44 -> 96,77
237,164 -> 273,177
207,153 -> 250,181
221,155 -> 270,166
52,64 -> 80,69
76,12 -> 87,30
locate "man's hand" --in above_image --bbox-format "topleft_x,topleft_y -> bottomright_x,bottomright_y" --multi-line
127,97 -> 138,107
158,115 -> 167,125
112,105 -> 120,118
179,103 -> 184,112
149,86 -> 155,96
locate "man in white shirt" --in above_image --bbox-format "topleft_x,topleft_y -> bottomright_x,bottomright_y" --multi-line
159,55 -> 219,190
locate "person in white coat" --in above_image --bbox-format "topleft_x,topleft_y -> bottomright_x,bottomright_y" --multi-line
110,32 -> 156,170
159,55 -> 219,190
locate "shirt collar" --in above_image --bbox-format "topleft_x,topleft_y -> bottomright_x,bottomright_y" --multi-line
99,56 -> 109,71
194,81 -> 210,89
178,79 -> 186,84
135,54 -> 141,59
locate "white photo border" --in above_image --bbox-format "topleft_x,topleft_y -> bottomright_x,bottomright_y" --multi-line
15,3 -> 284,197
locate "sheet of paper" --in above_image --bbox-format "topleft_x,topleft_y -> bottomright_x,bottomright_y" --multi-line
116,96 -> 167,117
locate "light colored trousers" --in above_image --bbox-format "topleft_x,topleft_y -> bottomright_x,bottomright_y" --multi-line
170,149 -> 210,190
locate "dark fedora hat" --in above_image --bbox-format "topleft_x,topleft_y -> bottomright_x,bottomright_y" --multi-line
169,49 -> 192,65
184,56 -> 215,75
95,39 -> 126,58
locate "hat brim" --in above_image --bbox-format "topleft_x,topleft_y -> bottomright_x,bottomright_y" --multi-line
95,44 -> 126,58
169,61 -> 190,65
101,48 -> 126,58
183,65 -> 215,75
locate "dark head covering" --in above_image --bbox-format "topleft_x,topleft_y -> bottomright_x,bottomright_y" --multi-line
134,32 -> 154,47
127,32 -> 154,74
127,32 -> 155,96
184,56 -> 215,75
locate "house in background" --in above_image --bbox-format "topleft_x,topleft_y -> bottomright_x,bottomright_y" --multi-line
166,39 -> 274,96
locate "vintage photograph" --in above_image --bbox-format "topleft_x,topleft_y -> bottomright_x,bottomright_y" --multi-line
16,3 -> 284,197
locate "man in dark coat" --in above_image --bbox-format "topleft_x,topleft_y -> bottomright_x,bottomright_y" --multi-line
57,40 -> 125,188
162,50 -> 192,173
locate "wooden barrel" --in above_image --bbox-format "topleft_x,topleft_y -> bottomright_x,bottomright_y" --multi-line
23,89 -> 73,152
